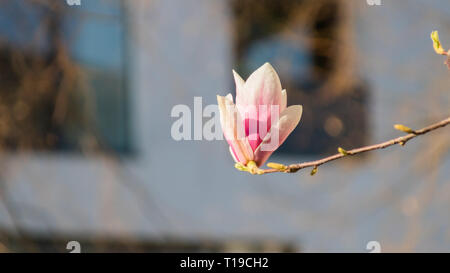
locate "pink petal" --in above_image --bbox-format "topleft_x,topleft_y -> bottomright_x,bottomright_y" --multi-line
253,105 -> 303,167
244,104 -> 278,152
241,63 -> 283,151
217,95 -> 254,164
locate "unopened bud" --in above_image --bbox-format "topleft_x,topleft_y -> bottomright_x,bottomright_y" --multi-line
338,147 -> 349,156
431,30 -> 447,55
267,162 -> 287,171
394,124 -> 415,134
234,162 -> 247,171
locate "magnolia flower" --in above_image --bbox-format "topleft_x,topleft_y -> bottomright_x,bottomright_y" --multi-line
217,63 -> 303,169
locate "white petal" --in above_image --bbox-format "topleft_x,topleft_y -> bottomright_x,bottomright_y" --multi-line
244,62 -> 282,108
233,70 -> 248,119
280,89 -> 287,113
233,70 -> 245,95
225,93 -> 233,103
217,95 -> 254,164
229,146 -> 238,162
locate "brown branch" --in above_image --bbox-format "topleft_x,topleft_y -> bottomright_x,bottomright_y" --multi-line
258,116 -> 450,174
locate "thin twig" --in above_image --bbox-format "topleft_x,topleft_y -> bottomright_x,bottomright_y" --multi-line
259,116 -> 450,174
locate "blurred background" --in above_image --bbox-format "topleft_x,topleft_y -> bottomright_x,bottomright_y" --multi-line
0,0 -> 449,252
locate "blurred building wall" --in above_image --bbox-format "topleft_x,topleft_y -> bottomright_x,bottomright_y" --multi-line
0,0 -> 449,252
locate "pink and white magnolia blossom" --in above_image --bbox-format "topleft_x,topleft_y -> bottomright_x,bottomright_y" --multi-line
217,63 -> 303,167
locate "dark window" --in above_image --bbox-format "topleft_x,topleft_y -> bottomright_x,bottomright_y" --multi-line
231,0 -> 369,155
0,0 -> 130,153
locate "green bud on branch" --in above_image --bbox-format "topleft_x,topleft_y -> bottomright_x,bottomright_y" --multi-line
267,162 -> 287,171
338,147 -> 349,156
394,124 -> 416,134
431,30 -> 447,55
234,162 -> 247,171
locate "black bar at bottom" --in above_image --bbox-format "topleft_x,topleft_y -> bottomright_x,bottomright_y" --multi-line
0,253 -> 446,272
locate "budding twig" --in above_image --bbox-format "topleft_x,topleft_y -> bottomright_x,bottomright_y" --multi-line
431,30 -> 450,69
255,116 -> 450,175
